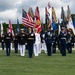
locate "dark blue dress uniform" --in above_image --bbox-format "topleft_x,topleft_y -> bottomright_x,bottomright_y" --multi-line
27,32 -> 35,58
13,32 -> 19,53
45,30 -> 53,56
4,32 -> 12,56
59,30 -> 67,56
67,31 -> 73,53
1,34 -> 5,50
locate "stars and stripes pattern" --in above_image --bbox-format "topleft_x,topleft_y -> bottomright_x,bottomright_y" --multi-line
22,9 -> 35,28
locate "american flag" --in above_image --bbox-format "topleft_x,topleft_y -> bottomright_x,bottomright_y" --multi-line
22,9 -> 35,28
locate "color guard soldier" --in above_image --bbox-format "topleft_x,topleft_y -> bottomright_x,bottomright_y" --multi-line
18,29 -> 27,56
4,28 -> 12,56
27,28 -> 35,58
34,29 -> 41,56
13,32 -> 19,53
45,28 -> 53,56
59,27 -> 67,56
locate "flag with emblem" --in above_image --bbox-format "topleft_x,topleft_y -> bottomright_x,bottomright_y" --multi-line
67,5 -> 75,35
52,7 -> 57,31
35,7 -> 42,33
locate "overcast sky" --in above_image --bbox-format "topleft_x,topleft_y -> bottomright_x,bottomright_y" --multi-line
0,0 -> 75,24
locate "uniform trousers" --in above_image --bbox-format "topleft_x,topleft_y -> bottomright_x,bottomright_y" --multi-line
19,45 -> 25,56
28,44 -> 33,58
46,43 -> 52,56
67,43 -> 72,53
14,43 -> 18,53
1,42 -> 4,50
5,43 -> 11,56
34,44 -> 39,56
61,43 -> 66,56
41,42 -> 47,53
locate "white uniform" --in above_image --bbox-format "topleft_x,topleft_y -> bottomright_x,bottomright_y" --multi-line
20,45 -> 26,56
34,32 -> 41,56
41,34 -> 47,53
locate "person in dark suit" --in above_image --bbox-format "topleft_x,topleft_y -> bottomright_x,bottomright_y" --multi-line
4,28 -> 12,56
27,28 -> 35,58
1,34 -> 5,50
59,27 -> 67,56
13,32 -> 19,53
45,28 -> 53,56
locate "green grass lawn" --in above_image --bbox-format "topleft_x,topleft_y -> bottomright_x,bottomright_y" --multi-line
0,50 -> 75,75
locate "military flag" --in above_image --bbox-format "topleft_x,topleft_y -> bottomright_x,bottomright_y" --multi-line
8,20 -> 14,36
67,5 -> 75,35
16,19 -> 20,33
61,7 -> 67,27
35,7 -> 42,33
28,7 -> 34,20
0,20 -> 3,35
58,19 -> 61,35
52,7 -> 57,31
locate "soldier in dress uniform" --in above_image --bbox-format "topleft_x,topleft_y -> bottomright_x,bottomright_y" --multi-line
27,28 -> 35,58
13,32 -> 19,53
33,29 -> 41,56
4,28 -> 12,56
45,28 -> 53,56
67,30 -> 73,53
1,34 -> 5,50
59,27 -> 67,56
18,29 -> 27,56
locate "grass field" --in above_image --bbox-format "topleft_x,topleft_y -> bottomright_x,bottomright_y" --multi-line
0,50 -> 75,75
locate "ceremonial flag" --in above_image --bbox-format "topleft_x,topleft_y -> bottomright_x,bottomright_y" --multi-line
0,20 -> 3,35
58,19 -> 61,35
52,7 -> 57,31
73,17 -> 75,28
8,20 -> 14,36
35,7 -> 42,33
28,7 -> 34,20
61,7 -> 67,27
67,5 -> 75,35
22,9 -> 35,28
45,7 -> 50,25
16,19 -> 20,33
41,19 -> 44,34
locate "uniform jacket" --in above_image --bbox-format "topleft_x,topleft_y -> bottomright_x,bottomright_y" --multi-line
18,33 -> 27,45
45,31 -> 53,44
27,32 -> 35,44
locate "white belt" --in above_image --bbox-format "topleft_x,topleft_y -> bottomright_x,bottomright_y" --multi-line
61,38 -> 66,39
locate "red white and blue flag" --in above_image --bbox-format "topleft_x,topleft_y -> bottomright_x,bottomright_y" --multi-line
22,9 -> 35,28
